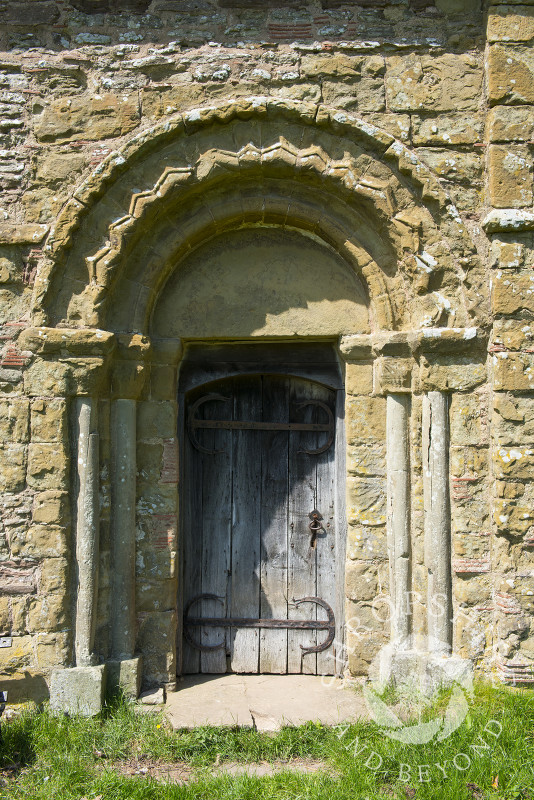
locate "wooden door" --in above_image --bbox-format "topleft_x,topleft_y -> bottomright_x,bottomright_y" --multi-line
181,374 -> 339,675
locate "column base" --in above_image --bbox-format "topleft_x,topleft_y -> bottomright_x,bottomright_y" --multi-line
49,665 -> 106,716
106,656 -> 142,699
374,645 -> 473,695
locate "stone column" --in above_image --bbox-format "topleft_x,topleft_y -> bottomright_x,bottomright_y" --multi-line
422,390 -> 452,654
74,398 -> 100,667
386,394 -> 411,647
110,399 -> 137,660
106,334 -> 151,698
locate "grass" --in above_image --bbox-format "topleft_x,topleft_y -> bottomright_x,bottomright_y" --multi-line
0,682 -> 532,799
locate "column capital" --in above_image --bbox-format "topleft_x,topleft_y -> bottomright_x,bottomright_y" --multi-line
111,334 -> 152,400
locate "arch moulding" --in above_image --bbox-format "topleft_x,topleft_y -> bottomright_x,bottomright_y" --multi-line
20,97 -> 491,696
29,96 -> 487,338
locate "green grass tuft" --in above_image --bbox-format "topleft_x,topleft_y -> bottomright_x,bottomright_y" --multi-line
0,682 -> 532,799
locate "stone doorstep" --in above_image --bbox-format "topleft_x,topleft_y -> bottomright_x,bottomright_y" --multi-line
165,674 -> 370,731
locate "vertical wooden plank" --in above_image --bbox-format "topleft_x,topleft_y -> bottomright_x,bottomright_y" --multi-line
288,378 -> 318,674
259,375 -> 289,673
181,390 -> 203,674
200,385 -> 232,673
230,375 -> 262,673
315,384 -> 337,675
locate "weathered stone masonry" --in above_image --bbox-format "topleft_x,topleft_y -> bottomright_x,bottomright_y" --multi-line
1,0 -> 534,703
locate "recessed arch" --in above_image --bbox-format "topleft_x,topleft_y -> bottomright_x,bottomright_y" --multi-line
31,97 -> 487,334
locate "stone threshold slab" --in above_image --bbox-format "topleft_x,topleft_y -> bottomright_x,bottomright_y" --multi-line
165,674 -> 369,731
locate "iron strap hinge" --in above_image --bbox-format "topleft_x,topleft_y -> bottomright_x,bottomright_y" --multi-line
184,594 -> 335,656
188,394 -> 334,455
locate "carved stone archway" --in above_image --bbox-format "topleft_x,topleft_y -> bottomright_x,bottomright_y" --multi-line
23,98 -> 488,697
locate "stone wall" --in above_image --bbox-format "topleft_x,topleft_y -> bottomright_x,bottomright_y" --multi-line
0,0 -> 534,701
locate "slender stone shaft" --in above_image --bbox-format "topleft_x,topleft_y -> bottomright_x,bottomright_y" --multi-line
423,391 -> 452,654
111,399 -> 137,659
74,399 -> 100,667
386,394 -> 411,647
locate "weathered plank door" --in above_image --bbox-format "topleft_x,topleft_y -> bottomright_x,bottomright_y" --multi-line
181,374 -> 339,675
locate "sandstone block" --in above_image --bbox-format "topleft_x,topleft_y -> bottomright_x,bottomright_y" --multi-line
10,525 -> 67,559
489,105 -> 534,142
488,7 -> 534,42
493,352 -> 534,391
35,632 -> 70,671
0,223 -> 48,245
453,532 -> 490,560
150,364 -> 176,400
494,446 -> 534,479
492,269 -> 534,314
494,393 -> 534,445
22,189 -> 64,224
30,398 -> 67,443
412,113 -> 484,145
450,393 -> 489,446
27,593 -> 68,634
33,94 -> 140,143
135,578 -> 177,611
495,494 -> 534,534
420,356 -> 486,391
19,328 -> 114,359
0,397 -> 29,443
67,357 -> 109,396
451,483 -> 490,534
455,614 -> 487,661
322,78 -> 385,113
375,357 -> 412,393
345,362 -> 373,396
32,491 -> 69,526
450,446 -> 489,478
0,635 -> 34,672
347,477 -> 386,527
23,359 -> 69,396
347,525 -> 387,561
488,44 -> 534,104
0,258 -> 13,283
493,318 -> 534,350
417,149 -> 481,184
488,145 -> 533,208
454,575 -> 491,606
347,444 -> 386,477
137,401 -> 176,440
50,665 -> 106,717
136,610 -> 176,686
35,152 -> 87,186
490,240 -> 524,269
365,113 -> 410,142
27,443 -> 68,490
106,656 -> 142,699
0,445 -> 26,492
0,596 -> 10,634
39,558 -> 69,594
346,396 -> 386,443
346,627 -> 384,676
346,561 -> 378,602
300,54 -> 362,79
385,53 -> 482,112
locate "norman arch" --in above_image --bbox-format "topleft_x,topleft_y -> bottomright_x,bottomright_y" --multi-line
21,98 -> 489,692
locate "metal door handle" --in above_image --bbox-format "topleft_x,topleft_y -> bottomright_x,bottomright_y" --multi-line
308,510 -> 323,549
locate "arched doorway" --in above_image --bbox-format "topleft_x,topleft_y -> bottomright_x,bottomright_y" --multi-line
178,344 -> 345,676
